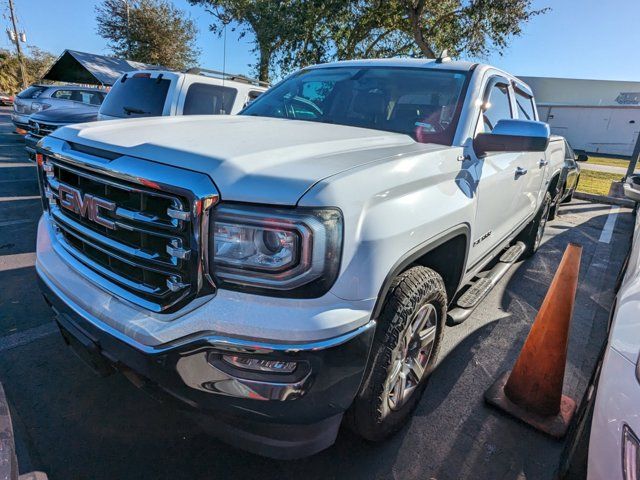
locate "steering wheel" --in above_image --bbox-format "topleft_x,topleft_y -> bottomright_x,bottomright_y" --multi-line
283,96 -> 323,119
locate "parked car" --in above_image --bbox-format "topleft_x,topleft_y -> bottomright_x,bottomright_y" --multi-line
35,58 -> 566,459
0,92 -> 13,106
12,84 -> 106,130
549,140 -> 588,218
558,176 -> 640,480
25,105 -> 99,159
98,68 -> 268,120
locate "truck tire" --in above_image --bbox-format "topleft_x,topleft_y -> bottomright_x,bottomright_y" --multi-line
347,266 -> 446,441
519,191 -> 552,258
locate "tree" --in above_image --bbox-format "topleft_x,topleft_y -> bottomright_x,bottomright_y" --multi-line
399,0 -> 549,59
191,0 -> 547,81
0,47 -> 56,94
95,0 -> 200,70
189,0 -> 294,82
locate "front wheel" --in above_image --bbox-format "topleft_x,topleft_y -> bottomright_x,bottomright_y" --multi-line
518,191 -> 552,258
347,266 -> 446,441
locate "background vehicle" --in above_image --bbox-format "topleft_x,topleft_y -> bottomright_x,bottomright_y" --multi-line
24,105 -> 99,159
36,59 -> 565,459
0,92 -> 13,106
12,84 -> 106,130
558,177 -> 640,480
550,139 -> 587,218
98,68 -> 268,120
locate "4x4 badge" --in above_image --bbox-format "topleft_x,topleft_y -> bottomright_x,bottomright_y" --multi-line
57,183 -> 117,230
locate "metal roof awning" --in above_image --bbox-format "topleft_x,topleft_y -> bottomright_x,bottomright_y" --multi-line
42,50 -> 161,86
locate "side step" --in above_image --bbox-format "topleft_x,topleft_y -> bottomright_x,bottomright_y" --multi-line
448,242 -> 526,325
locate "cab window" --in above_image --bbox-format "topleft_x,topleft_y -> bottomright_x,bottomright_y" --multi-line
515,90 -> 536,121
481,83 -> 513,133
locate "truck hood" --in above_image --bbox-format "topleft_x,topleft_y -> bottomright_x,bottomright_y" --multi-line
51,115 -> 443,205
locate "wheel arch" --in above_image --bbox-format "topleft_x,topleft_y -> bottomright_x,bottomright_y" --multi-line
371,224 -> 470,319
548,170 -> 562,197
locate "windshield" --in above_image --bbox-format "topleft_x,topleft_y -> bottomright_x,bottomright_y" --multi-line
100,76 -> 171,118
241,66 -> 470,145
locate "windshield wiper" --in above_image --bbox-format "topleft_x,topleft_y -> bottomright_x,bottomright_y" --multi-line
122,105 -> 147,115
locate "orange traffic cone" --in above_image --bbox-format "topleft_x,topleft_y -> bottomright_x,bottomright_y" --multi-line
485,243 -> 582,438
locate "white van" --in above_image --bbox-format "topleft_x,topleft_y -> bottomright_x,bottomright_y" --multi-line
98,68 -> 268,120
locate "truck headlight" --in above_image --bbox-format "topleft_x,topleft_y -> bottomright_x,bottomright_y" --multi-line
210,205 -> 342,296
623,425 -> 640,480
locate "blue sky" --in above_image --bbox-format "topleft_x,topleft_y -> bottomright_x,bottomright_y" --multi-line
3,0 -> 639,81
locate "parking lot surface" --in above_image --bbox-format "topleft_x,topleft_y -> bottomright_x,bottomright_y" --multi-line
0,105 -> 633,480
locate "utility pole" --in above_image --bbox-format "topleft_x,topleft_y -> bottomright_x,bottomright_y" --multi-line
8,0 -> 27,89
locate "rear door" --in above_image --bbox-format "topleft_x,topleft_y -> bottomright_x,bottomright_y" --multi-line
513,85 -> 547,217
469,76 -> 526,265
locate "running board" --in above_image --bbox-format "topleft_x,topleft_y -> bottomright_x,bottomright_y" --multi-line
448,242 -> 526,325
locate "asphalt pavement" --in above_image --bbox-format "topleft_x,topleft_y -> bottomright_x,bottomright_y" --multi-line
0,105 -> 634,480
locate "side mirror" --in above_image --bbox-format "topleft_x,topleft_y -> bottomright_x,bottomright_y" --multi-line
624,174 -> 640,202
576,153 -> 589,162
473,119 -> 550,157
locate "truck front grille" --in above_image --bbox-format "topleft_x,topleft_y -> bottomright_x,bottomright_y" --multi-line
38,150 -> 219,313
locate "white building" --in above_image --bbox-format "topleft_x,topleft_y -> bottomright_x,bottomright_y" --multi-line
520,76 -> 640,157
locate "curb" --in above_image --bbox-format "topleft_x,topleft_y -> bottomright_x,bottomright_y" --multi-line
573,191 -> 636,208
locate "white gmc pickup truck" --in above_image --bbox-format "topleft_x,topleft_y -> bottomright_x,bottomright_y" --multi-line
34,59 -> 566,459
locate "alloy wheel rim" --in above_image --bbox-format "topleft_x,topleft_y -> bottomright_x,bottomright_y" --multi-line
386,303 -> 438,412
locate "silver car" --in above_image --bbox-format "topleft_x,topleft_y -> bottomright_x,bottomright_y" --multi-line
11,84 -> 106,130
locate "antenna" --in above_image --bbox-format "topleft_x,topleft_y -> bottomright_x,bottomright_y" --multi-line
435,49 -> 451,64
222,22 -> 227,88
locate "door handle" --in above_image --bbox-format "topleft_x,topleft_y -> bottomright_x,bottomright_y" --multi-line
515,167 -> 528,176
538,159 -> 549,167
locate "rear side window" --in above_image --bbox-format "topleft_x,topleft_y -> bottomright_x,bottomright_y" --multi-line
183,83 -> 237,115
100,76 -> 171,118
80,91 -> 105,105
515,90 -> 536,121
52,90 -> 73,100
481,83 -> 513,133
17,86 -> 46,99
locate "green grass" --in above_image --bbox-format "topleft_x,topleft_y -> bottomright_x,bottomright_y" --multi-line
576,170 -> 623,196
586,156 -> 632,169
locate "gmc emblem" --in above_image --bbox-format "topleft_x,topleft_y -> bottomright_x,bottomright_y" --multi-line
57,183 -> 117,230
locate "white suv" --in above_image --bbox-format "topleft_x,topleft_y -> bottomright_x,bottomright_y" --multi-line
98,69 -> 268,120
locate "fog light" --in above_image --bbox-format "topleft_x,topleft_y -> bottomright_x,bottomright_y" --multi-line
222,355 -> 297,374
623,425 -> 640,480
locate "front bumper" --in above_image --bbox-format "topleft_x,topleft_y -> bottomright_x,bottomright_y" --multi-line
39,275 -> 375,458
24,134 -> 40,156
10,113 -> 29,130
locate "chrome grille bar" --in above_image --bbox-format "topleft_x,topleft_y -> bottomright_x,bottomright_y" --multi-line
37,137 -> 219,313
